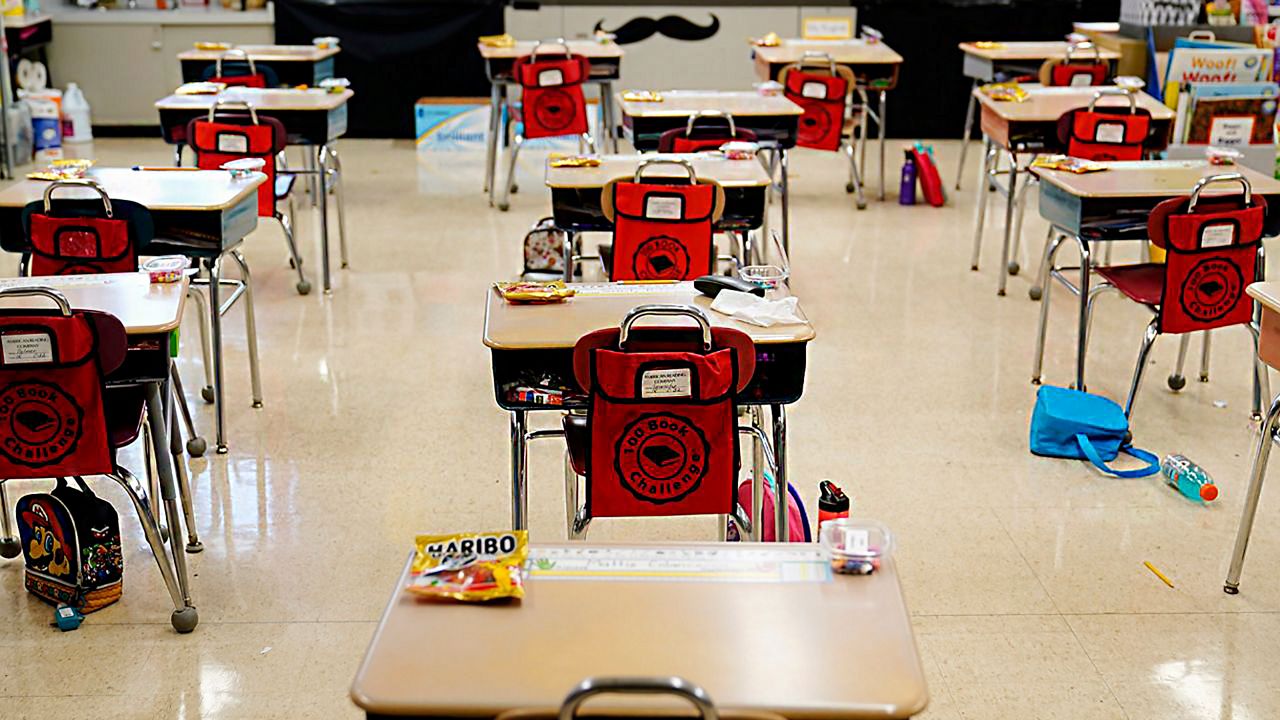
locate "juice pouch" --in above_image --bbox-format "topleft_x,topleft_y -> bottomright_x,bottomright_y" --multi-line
407,531 -> 528,602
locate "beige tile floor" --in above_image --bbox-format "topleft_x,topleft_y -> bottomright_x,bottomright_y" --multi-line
3,137 -> 1280,719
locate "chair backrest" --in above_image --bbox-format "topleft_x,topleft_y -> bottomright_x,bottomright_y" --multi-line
600,159 -> 726,281
572,305 -> 755,521
780,54 -> 855,151
1040,42 -> 1108,87
1148,173 -> 1267,334
1056,88 -> 1152,161
20,180 -> 153,276
656,111 -> 759,153
185,102 -> 287,217
512,41 -> 592,140
0,286 -> 126,480
200,49 -> 280,88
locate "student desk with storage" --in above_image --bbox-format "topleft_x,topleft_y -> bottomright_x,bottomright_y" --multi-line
155,87 -> 354,294
545,153 -> 774,278
752,39 -> 903,202
479,39 -> 625,205
971,85 -> 1174,296
0,273 -> 199,630
483,282 -> 813,539
1028,160 -> 1280,392
0,168 -> 264,454
351,542 -> 928,719
177,44 -> 340,87
955,41 -> 1121,189
617,91 -> 801,252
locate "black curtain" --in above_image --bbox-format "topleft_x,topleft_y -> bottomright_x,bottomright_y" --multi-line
274,0 -> 503,138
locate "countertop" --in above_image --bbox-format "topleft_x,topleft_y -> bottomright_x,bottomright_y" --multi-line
47,5 -> 272,26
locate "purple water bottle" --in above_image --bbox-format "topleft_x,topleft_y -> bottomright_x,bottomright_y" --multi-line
899,149 -> 917,205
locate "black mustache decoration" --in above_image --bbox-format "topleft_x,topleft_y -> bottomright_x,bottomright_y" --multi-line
594,14 -> 721,45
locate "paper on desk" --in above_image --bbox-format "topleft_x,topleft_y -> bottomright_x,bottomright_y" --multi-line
710,290 -> 802,326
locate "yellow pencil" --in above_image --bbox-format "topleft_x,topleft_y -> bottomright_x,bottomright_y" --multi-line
1144,561 -> 1175,589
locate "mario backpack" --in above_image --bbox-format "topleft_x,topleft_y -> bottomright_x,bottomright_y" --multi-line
18,478 -> 123,612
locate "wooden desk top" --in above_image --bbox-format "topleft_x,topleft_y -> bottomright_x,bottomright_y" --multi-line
974,84 -> 1173,122
1248,282 -> 1280,314
0,273 -> 186,335
176,44 -> 339,62
351,544 -> 928,719
546,154 -> 772,189
5,13 -> 49,29
483,282 -> 815,350
619,90 -> 802,119
753,39 -> 903,66
1031,160 -> 1280,199
958,41 -> 1120,62
0,168 -> 265,212
478,39 -> 624,60
155,87 -> 353,112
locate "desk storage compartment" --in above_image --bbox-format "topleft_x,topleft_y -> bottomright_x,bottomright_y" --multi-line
551,185 -> 766,233
626,114 -> 798,151
1259,306 -> 1280,371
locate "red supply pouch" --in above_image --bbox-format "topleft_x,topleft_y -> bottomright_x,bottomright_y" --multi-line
783,65 -> 849,151
513,45 -> 590,139
28,181 -> 135,276
603,159 -> 724,281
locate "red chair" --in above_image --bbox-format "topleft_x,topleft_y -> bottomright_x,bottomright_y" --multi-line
185,100 -> 310,295
199,48 -> 280,88
1041,174 -> 1270,422
0,286 -> 198,631
560,305 -> 762,538
657,111 -> 758,153
497,41 -> 595,211
599,159 -> 726,281
1040,42 -> 1109,87
780,53 -> 867,209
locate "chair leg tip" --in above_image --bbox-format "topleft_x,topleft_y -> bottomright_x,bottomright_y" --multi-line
970,265 -> 979,271
1224,584 -> 1240,595
171,606 -> 199,633
216,444 -> 229,455
251,401 -> 264,409
186,437 -> 207,457
0,538 -> 20,559
997,289 -> 1006,297
185,541 -> 204,554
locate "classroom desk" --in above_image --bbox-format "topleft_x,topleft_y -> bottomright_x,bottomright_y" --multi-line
1028,160 -> 1280,392
752,39 -> 903,202
955,41 -> 1121,189
0,167 -> 264,453
617,91 -> 801,253
479,40 -> 625,204
156,87 -> 353,294
0,273 -> 199,629
971,85 -> 1174,296
351,543 -> 928,719
483,282 -> 814,538
545,153 -> 772,274
178,44 -> 340,87
1227,282 -> 1280,595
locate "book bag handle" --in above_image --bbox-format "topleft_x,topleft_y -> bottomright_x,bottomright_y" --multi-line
619,304 -> 713,351
1065,41 -> 1101,64
634,158 -> 697,185
685,109 -> 736,137
801,50 -> 838,76
55,476 -> 98,498
207,98 -> 259,124
1075,433 -> 1160,478
1087,87 -> 1136,114
530,38 -> 573,63
558,677 -> 718,720
43,176 -> 113,215
0,285 -> 72,315
1188,30 -> 1217,42
215,48 -> 258,78
1189,172 -> 1251,212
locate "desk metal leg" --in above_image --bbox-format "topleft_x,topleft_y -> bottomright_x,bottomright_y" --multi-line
1073,233 -> 1092,391
326,146 -> 350,269
878,90 -> 887,202
186,288 -> 214,403
599,81 -> 617,153
771,404 -> 788,542
511,410 -> 529,531
955,79 -> 979,190
484,82 -> 501,195
969,137 -> 994,271
143,381 -> 198,631
166,378 -> 202,553
205,258 -> 228,454
1225,393 -> 1280,594
229,250 -> 264,409
997,150 -> 1018,297
750,406 -> 765,542
779,148 -> 790,257
857,89 -> 869,183
317,144 -> 333,295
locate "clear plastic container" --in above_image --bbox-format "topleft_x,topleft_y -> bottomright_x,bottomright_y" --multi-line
819,519 -> 893,575
741,264 -> 789,290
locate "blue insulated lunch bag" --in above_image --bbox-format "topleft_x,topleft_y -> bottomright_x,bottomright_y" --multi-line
1029,385 -> 1159,478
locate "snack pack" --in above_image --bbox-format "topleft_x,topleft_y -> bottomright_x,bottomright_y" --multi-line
1030,154 -> 1107,174
621,90 -> 663,103
980,82 -> 1028,102
495,281 -> 575,304
408,531 -> 528,602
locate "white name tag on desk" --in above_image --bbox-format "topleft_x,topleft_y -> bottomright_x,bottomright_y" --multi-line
1209,117 -> 1254,147
641,367 -> 692,398
2,333 -> 53,365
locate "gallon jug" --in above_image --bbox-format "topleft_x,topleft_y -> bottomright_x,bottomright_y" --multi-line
61,83 -> 92,144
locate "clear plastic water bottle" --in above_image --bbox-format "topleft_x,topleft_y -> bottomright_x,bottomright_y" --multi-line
1160,454 -> 1218,502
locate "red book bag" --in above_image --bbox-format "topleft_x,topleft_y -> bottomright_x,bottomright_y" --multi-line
512,44 -> 591,140
573,306 -> 756,520
781,58 -> 854,151
1057,89 -> 1151,162
1044,43 -> 1109,87
201,51 -> 278,88
186,104 -> 287,217
657,111 -> 758,153
25,180 -> 137,276
1149,176 -> 1266,335
602,159 -> 725,281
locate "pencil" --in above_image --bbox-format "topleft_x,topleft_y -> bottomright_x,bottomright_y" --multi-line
131,166 -> 200,172
1144,561 -> 1175,588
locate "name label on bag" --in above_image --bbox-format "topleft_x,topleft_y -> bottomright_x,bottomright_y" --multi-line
645,196 -> 684,220
1094,123 -> 1125,143
1070,73 -> 1093,87
1,333 -> 53,365
1201,223 -> 1236,248
641,368 -> 692,398
217,134 -> 248,153
801,81 -> 828,99
538,68 -> 564,87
